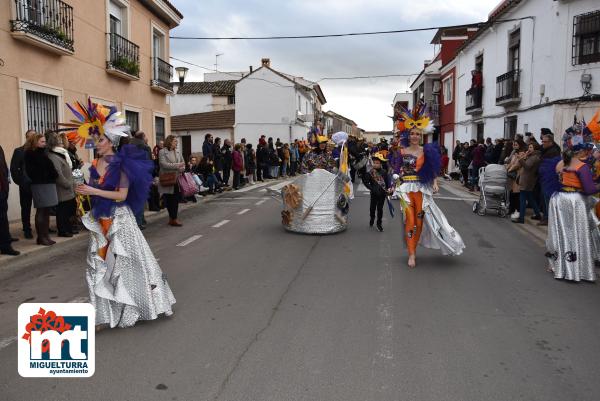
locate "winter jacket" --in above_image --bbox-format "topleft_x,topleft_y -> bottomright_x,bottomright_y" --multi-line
472,145 -> 487,168
0,146 -> 8,194
257,145 -> 269,166
517,150 -> 542,191
47,150 -> 75,202
10,146 -> 29,187
202,141 -> 213,160
362,167 -> 391,198
212,144 -> 223,170
25,148 -> 58,185
221,144 -> 232,168
232,150 -> 243,172
158,148 -> 184,195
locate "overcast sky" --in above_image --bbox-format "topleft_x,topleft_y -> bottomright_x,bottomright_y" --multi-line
170,0 -> 501,131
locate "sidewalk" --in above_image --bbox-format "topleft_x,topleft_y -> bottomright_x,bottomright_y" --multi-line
0,177 -> 287,277
442,178 -> 548,246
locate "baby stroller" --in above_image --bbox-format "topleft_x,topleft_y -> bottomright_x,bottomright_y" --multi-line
472,164 -> 509,217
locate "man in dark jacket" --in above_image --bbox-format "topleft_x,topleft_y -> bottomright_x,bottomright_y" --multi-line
1,145 -> 20,255
538,131 -> 561,226
10,129 -> 35,238
202,134 -> 214,161
256,137 -> 269,180
221,139 -> 233,186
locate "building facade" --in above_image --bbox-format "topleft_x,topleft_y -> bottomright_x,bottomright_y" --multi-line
234,59 -> 327,145
455,0 -> 600,143
323,110 -> 356,137
1,0 -> 182,219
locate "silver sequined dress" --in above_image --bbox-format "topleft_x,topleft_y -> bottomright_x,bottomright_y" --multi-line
82,206 -> 176,327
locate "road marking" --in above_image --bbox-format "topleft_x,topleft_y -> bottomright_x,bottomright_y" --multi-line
176,235 -> 203,247
234,181 -> 273,193
0,337 -> 16,351
255,199 -> 268,206
237,209 -> 250,215
68,296 -> 90,303
212,220 -> 230,228
267,179 -> 294,191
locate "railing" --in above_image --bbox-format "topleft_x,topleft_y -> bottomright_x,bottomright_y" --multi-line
496,70 -> 520,104
152,57 -> 173,91
466,86 -> 483,112
11,0 -> 74,51
106,32 -> 140,78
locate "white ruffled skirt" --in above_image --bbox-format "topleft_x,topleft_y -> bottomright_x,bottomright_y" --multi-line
82,206 -> 176,328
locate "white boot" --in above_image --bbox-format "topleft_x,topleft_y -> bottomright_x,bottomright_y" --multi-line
511,211 -> 520,219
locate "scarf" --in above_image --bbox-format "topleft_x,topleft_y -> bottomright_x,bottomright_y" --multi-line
52,146 -> 73,169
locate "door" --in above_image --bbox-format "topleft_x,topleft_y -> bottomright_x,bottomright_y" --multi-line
181,135 -> 191,163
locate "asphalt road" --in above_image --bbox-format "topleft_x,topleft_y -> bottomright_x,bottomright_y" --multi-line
0,180 -> 599,401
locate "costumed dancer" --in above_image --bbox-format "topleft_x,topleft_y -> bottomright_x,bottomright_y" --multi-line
64,99 -> 175,329
300,135 -> 336,173
362,152 -> 393,232
546,120 -> 600,281
394,104 -> 465,268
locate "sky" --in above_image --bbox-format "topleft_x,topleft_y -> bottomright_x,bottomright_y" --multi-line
169,0 -> 501,131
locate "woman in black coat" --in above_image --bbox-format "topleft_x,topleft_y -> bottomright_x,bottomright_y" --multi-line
24,133 -> 58,245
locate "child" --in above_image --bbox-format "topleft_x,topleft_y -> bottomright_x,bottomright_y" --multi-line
362,152 -> 392,232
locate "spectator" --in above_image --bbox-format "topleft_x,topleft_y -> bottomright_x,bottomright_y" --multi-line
257,137 -> 269,180
10,129 -> 36,239
268,142 -> 280,179
512,141 -> 542,224
491,138 -> 504,164
47,132 -> 76,238
212,137 -> 225,185
245,144 -> 256,184
202,134 -> 213,161
506,139 -> 527,218
282,143 -> 291,177
130,131 -> 152,228
500,139 -> 514,165
441,147 -> 450,178
232,144 -> 244,190
484,137 -> 495,164
66,138 -> 83,170
290,141 -> 299,176
221,139 -> 233,186
197,156 -> 219,194
452,139 -> 462,170
1,144 -> 19,255
158,135 -> 185,227
152,139 -> 164,160
538,132 -> 561,226
470,140 -> 487,191
459,142 -> 471,187
25,133 -> 58,246
298,139 -> 308,165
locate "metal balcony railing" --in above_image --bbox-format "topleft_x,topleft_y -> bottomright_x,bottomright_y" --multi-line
106,32 -> 140,78
466,87 -> 483,113
496,70 -> 520,104
11,0 -> 74,51
152,57 -> 173,91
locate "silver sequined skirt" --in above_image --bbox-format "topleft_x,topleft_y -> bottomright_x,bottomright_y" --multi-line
82,206 -> 176,327
546,192 -> 596,282
281,169 -> 348,234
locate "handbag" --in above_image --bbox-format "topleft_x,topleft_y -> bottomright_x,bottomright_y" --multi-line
178,172 -> 199,197
159,172 -> 177,186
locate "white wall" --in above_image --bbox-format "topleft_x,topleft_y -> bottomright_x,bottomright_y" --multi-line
455,0 -> 600,141
234,67 -> 313,145
170,94 -> 233,116
174,128 -> 233,155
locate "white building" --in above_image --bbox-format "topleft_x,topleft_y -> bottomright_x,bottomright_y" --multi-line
392,92 -> 413,132
455,0 -> 600,143
234,58 -> 327,145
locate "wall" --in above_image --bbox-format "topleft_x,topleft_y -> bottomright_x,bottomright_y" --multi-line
439,65 -> 456,147
173,128 -> 233,155
234,67 -> 312,145
455,0 -> 600,141
0,0 -> 174,220
171,94 -> 213,115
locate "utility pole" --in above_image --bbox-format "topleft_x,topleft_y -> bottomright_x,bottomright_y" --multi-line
215,53 -> 223,72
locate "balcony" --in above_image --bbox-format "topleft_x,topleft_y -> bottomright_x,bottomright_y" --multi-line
106,33 -> 140,81
466,87 -> 483,114
496,70 -> 521,106
10,0 -> 74,55
151,57 -> 173,94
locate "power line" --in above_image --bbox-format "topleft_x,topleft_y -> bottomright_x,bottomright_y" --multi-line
169,17 -> 532,41
170,56 -> 418,84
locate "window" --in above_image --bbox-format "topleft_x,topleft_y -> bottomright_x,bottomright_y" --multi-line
442,75 -> 453,105
155,116 -> 165,143
508,29 -> 520,71
25,90 -> 58,134
476,123 -> 485,142
298,95 -> 301,111
227,95 -> 235,105
126,110 -> 139,134
573,10 -> 600,65
504,116 -> 518,139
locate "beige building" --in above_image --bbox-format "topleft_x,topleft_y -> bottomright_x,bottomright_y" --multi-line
1,0 -> 182,219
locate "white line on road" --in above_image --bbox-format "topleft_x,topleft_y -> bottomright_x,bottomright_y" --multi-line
0,337 -> 16,351
237,209 -> 250,215
255,199 -> 268,206
212,220 -> 230,228
68,296 -> 90,303
176,235 -> 203,247
266,179 -> 294,191
234,181 -> 273,193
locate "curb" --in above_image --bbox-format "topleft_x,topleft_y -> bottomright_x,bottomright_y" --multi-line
0,178 -> 286,281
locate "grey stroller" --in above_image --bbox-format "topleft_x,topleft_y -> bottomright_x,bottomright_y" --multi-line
472,164 -> 509,217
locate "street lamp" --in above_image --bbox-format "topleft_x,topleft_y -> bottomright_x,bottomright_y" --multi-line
175,66 -> 189,85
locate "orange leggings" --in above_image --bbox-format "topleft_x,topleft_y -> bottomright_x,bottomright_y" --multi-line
404,191 -> 424,256
97,218 -> 113,260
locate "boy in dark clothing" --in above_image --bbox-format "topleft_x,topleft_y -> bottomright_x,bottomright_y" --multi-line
362,152 -> 392,232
